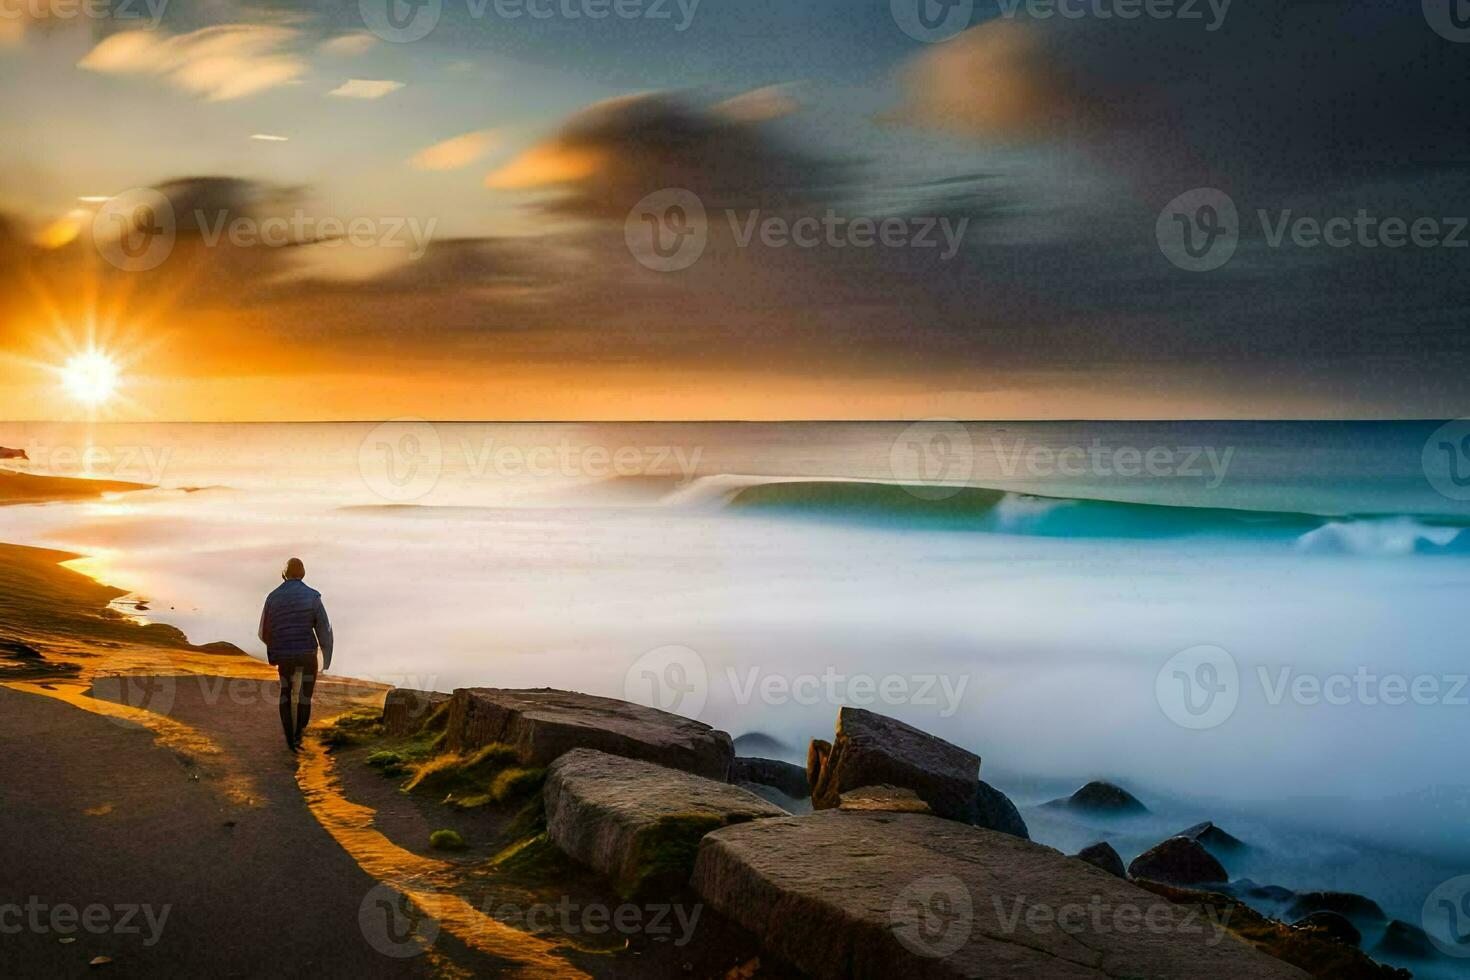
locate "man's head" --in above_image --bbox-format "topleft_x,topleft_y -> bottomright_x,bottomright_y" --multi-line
282,558 -> 306,581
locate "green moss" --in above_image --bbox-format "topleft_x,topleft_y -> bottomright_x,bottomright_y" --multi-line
625,811 -> 727,899
321,706 -> 384,749
428,829 -> 467,851
403,743 -> 519,800
417,701 -> 450,733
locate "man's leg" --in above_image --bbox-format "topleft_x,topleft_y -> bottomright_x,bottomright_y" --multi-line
294,660 -> 318,744
276,664 -> 298,750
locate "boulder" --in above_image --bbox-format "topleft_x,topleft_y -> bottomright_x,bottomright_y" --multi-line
1045,781 -> 1149,815
381,688 -> 450,736
808,708 -> 979,822
1292,911 -> 1361,947
1074,841 -> 1126,878
732,756 -> 809,799
837,785 -> 931,813
1283,891 -> 1387,932
691,811 -> 1308,980
1128,837 -> 1228,885
544,748 -> 786,897
0,447 -> 26,460
1240,881 -> 1296,904
1175,820 -> 1247,855
444,687 -> 734,780
1373,919 -> 1438,960
975,779 -> 1029,839
733,731 -> 792,756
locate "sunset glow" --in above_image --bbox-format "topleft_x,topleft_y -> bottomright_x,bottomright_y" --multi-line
60,350 -> 120,407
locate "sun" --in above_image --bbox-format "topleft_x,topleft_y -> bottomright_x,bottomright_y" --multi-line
60,350 -> 121,406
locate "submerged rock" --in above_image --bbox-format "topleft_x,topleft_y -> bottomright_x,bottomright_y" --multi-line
1373,919 -> 1439,960
0,446 -> 26,460
808,707 -> 979,822
1176,820 -> 1247,855
1045,780 -> 1149,815
444,687 -> 734,780
382,688 -> 450,736
692,811 -> 1307,980
1074,841 -> 1127,878
1284,891 -> 1388,932
544,748 -> 786,897
1293,911 -> 1362,947
731,756 -> 809,799
974,779 -> 1029,839
732,731 -> 791,757
1128,837 -> 1228,885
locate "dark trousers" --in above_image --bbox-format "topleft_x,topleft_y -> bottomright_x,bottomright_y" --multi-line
276,660 -> 318,746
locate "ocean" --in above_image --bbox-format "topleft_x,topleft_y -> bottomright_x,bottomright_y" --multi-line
2,419 -> 1468,967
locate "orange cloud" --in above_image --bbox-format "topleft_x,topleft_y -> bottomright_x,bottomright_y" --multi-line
78,25 -> 307,101
411,130 -> 498,171
484,144 -> 605,190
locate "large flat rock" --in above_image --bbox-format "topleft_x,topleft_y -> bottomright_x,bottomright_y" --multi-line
544,749 -> 788,896
443,687 -> 734,779
810,708 -> 979,822
691,811 -> 1309,980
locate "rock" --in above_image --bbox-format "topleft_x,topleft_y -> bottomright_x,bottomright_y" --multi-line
837,785 -> 931,813
0,638 -> 43,660
691,811 -> 1308,980
544,749 -> 787,897
974,779 -> 1029,839
382,688 -> 451,736
731,756 -> 809,799
733,731 -> 791,757
1176,820 -> 1247,855
1293,911 -> 1361,947
806,738 -> 831,790
1074,841 -> 1126,878
444,688 -> 734,780
1241,881 -> 1297,904
1045,780 -> 1149,815
0,447 -> 26,460
808,708 -> 979,822
1283,891 -> 1387,932
1374,919 -> 1438,960
1128,837 -> 1228,885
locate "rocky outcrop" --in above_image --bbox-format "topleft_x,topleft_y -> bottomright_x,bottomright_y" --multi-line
381,688 -> 450,736
1074,841 -> 1126,878
732,756 -> 809,799
1045,781 -> 1149,815
837,785 -> 930,813
1283,892 -> 1387,932
544,748 -> 786,897
1127,837 -> 1227,885
975,779 -> 1029,839
1293,911 -> 1361,947
1373,919 -> 1438,960
1175,820 -> 1247,855
443,687 -> 734,780
0,447 -> 26,460
808,708 -> 979,822
691,810 -> 1308,980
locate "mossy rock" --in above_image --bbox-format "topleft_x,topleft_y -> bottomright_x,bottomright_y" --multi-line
429,829 -> 468,851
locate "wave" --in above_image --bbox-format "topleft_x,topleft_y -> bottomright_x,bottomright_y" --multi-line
680,476 -> 1470,553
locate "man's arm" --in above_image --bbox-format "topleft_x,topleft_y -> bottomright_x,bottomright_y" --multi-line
314,597 -> 334,672
258,601 -> 270,647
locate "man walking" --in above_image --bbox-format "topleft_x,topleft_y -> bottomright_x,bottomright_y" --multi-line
258,558 -> 333,752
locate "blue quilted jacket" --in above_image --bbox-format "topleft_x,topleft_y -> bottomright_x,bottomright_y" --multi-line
258,579 -> 333,668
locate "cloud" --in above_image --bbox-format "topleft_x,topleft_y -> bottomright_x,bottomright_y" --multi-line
714,84 -> 803,124
250,134 -> 290,142
318,32 -> 377,56
326,79 -> 404,100
411,130 -> 499,171
77,25 -> 307,101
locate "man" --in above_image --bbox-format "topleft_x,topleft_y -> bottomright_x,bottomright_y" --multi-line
258,558 -> 333,752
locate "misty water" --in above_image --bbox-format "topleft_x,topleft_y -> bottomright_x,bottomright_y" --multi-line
2,419 -> 1468,972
